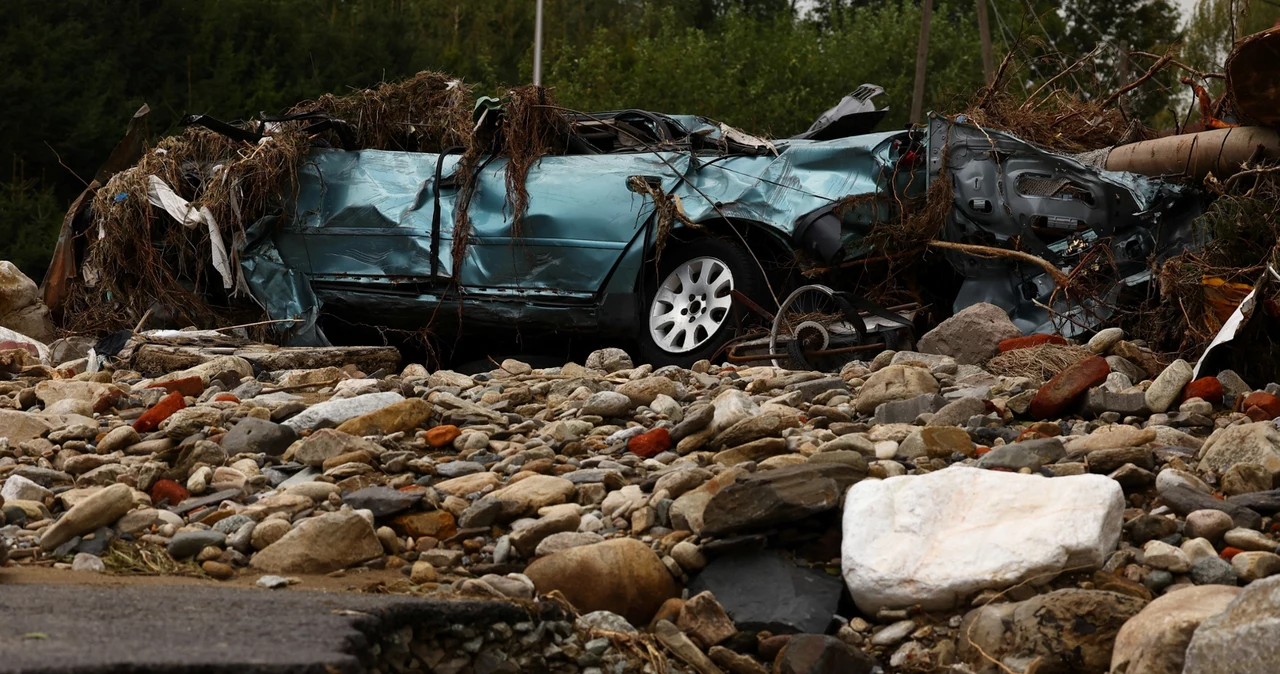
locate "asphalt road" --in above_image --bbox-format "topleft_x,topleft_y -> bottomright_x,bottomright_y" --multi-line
0,582 -> 529,674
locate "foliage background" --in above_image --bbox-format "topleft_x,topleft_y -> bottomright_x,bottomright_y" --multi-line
1,0 -> 1241,283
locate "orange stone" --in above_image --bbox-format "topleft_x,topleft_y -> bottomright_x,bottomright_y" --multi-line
147,376 -> 205,398
425,424 -> 462,449
997,334 -> 1068,353
133,391 -> 187,433
628,428 -> 672,458
1183,377 -> 1224,405
213,393 -> 240,403
1242,392 -> 1280,420
1220,546 -> 1244,561
150,479 -> 189,507
1029,356 -> 1111,419
975,446 -> 992,457
389,510 -> 457,539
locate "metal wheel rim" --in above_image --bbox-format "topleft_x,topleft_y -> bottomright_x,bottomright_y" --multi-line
770,284 -> 838,368
648,256 -> 735,354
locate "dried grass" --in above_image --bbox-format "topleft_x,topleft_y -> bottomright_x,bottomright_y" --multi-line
986,343 -> 1094,384
102,540 -> 207,577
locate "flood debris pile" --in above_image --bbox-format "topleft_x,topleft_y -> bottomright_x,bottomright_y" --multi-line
4,309 -> 1280,672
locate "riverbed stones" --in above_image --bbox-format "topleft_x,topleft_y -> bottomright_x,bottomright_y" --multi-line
1182,574 -> 1280,673
842,467 -> 1124,612
250,510 -> 382,574
916,302 -> 1022,365
855,365 -> 940,415
524,538 -> 677,625
40,483 -> 136,551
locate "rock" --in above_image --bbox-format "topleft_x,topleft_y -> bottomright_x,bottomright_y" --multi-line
874,393 -> 946,425
159,406 -> 222,439
1185,377 -> 1225,405
486,475 -> 575,519
1223,527 -> 1278,552
2,475 -> 52,503
1222,463 -> 1273,496
96,425 -> 141,454
71,552 -> 105,573
709,646 -> 769,674
387,511 -> 456,539
671,540 -> 707,571
1087,327 -> 1124,353
628,428 -> 672,458
511,505 -> 581,556
1030,356 -> 1111,419
1145,359 -> 1193,414
294,429 -> 381,468
581,348 -> 633,374
0,409 -> 53,443
167,530 -> 227,559
1193,559 -> 1240,590
1144,540 -> 1192,573
927,396 -> 987,427
710,389 -> 759,434
916,303 -> 1022,365
713,410 -> 801,449
1186,509 -> 1235,542
409,560 -> 437,584
959,589 -> 1145,674
701,463 -> 864,536
1066,425 -> 1156,453
581,390 -> 634,417
534,531 -> 604,556
250,510 -> 383,574
250,518 -> 292,550
712,437 -> 788,466
1232,551 -> 1280,582
40,483 -> 136,551
688,550 -> 842,635
854,365 -> 940,415
677,591 -> 737,650
1127,514 -> 1178,545
342,486 -> 423,518
1157,468 -> 1213,495
1228,488 -> 1280,514
654,620 -> 723,674
282,391 -> 405,431
218,417 -> 297,456
1183,574 -> 1280,672
841,467 -> 1123,612
774,634 -> 876,674
132,391 -> 187,433
976,438 -> 1064,471
898,425 -> 974,459
524,538 -> 677,626
999,333 -> 1068,353
0,261 -> 38,316
1199,422 -> 1280,478
334,397 -> 432,436
1160,485 -> 1263,530
577,610 -> 638,634
1243,391 -> 1280,421
617,377 -> 677,407
1111,584 -> 1241,674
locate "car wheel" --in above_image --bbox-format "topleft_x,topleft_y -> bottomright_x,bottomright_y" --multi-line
638,237 -> 767,367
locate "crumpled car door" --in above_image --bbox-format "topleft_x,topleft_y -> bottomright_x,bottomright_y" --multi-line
454,152 -> 691,294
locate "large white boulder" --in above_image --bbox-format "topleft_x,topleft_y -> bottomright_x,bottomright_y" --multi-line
841,466 -> 1124,613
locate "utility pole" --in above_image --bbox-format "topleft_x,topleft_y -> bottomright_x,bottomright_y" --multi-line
976,0 -> 994,85
533,0 -> 544,86
910,0 -> 933,124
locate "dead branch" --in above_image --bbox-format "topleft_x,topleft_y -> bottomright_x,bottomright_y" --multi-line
1132,51 -> 1225,80
1102,50 -> 1175,109
1022,45 -> 1105,111
927,240 -> 1070,287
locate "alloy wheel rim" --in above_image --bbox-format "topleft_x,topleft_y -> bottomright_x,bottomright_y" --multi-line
648,256 -> 735,354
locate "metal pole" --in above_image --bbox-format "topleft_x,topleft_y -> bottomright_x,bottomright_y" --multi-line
910,0 -> 933,124
976,0 -> 994,85
533,0 -> 544,86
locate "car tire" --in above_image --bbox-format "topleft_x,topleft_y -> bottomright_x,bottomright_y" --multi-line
637,237 -> 768,368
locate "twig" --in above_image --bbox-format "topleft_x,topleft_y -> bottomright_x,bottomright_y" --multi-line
212,317 -> 301,332
1131,51 -> 1224,80
1022,45 -> 1105,110
1102,50 -> 1175,109
927,240 -> 1070,287
1224,164 -> 1280,192
132,308 -> 155,334
260,378 -> 341,394
44,141 -> 90,188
